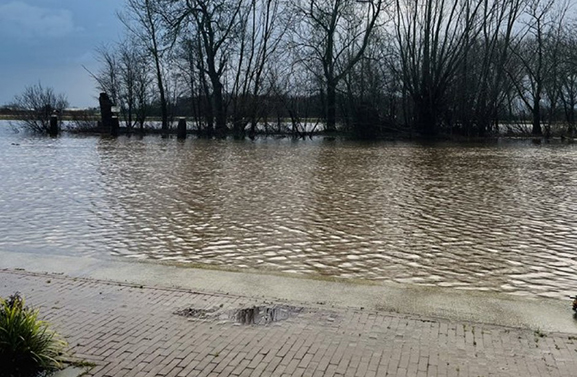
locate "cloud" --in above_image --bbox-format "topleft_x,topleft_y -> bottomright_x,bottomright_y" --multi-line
0,1 -> 76,39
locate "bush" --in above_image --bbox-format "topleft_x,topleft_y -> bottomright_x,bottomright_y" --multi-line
9,83 -> 68,134
0,293 -> 66,377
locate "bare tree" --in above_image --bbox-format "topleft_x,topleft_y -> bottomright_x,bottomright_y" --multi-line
293,0 -> 385,132
453,0 -> 526,136
225,0 -> 290,137
174,37 -> 203,130
270,60 -> 323,137
90,41 -> 153,133
558,25 -> 577,135
507,0 -> 568,135
119,43 -> 154,131
10,83 -> 68,134
171,0 -> 246,137
92,45 -> 121,107
394,0 -> 488,136
120,0 -> 172,133
541,19 -> 567,134
86,0 -> 574,140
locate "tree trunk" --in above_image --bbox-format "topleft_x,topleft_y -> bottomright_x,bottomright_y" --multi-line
212,79 -> 227,137
326,82 -> 337,132
127,100 -> 133,132
157,65 -> 168,133
416,93 -> 437,137
532,96 -> 542,135
569,98 -> 575,137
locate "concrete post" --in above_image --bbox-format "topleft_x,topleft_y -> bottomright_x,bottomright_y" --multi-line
99,92 -> 113,134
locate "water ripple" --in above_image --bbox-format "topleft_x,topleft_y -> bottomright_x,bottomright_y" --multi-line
2,125 -> 577,298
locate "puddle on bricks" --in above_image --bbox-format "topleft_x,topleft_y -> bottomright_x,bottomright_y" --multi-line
174,304 -> 303,325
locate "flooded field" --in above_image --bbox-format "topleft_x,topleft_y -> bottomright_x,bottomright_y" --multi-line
2,122 -> 577,299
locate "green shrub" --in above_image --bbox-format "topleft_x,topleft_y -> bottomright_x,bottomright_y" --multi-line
0,293 -> 66,377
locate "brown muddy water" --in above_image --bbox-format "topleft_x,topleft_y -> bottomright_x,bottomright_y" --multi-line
1,122 -> 577,299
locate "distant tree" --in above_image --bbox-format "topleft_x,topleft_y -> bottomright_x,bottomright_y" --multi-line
229,0 -> 288,137
10,83 -> 68,134
120,44 -> 154,132
92,45 -> 121,107
176,0 -> 246,137
558,25 -> 577,135
507,0 -> 569,135
120,0 -> 172,133
174,35 -> 211,132
91,41 -> 153,133
452,0 -> 526,136
394,0 -> 489,136
293,0 -> 385,132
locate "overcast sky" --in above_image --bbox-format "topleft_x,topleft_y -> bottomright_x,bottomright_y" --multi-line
0,0 -> 123,108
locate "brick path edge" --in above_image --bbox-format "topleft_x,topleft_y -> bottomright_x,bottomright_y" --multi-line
1,269 -> 576,377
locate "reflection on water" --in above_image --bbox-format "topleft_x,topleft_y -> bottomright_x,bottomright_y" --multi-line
2,123 -> 577,299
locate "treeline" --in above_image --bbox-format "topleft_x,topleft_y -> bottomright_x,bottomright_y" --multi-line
92,0 -> 576,138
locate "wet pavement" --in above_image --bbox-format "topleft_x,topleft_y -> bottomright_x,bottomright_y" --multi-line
1,250 -> 575,333
1,268 -> 577,377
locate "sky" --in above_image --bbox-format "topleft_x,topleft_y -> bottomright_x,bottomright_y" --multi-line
0,0 -> 124,108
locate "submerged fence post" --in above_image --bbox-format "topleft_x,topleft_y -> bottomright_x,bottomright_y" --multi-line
49,114 -> 58,137
177,117 -> 187,139
111,116 -> 120,137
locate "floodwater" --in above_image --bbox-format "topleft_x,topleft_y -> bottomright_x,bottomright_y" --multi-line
2,121 -> 577,299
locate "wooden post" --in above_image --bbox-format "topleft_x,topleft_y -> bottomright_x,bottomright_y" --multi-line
177,117 -> 187,139
49,114 -> 58,137
111,116 -> 120,137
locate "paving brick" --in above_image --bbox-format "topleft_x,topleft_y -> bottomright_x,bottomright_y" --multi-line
1,269 -> 576,377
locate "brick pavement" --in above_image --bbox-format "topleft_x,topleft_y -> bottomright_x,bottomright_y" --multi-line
1,269 -> 577,377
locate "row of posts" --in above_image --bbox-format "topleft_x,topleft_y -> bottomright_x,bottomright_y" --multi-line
50,116 -> 186,139
98,92 -> 187,139
101,116 -> 187,138
49,92 -> 189,138
49,112 -> 122,138
106,116 -> 187,139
